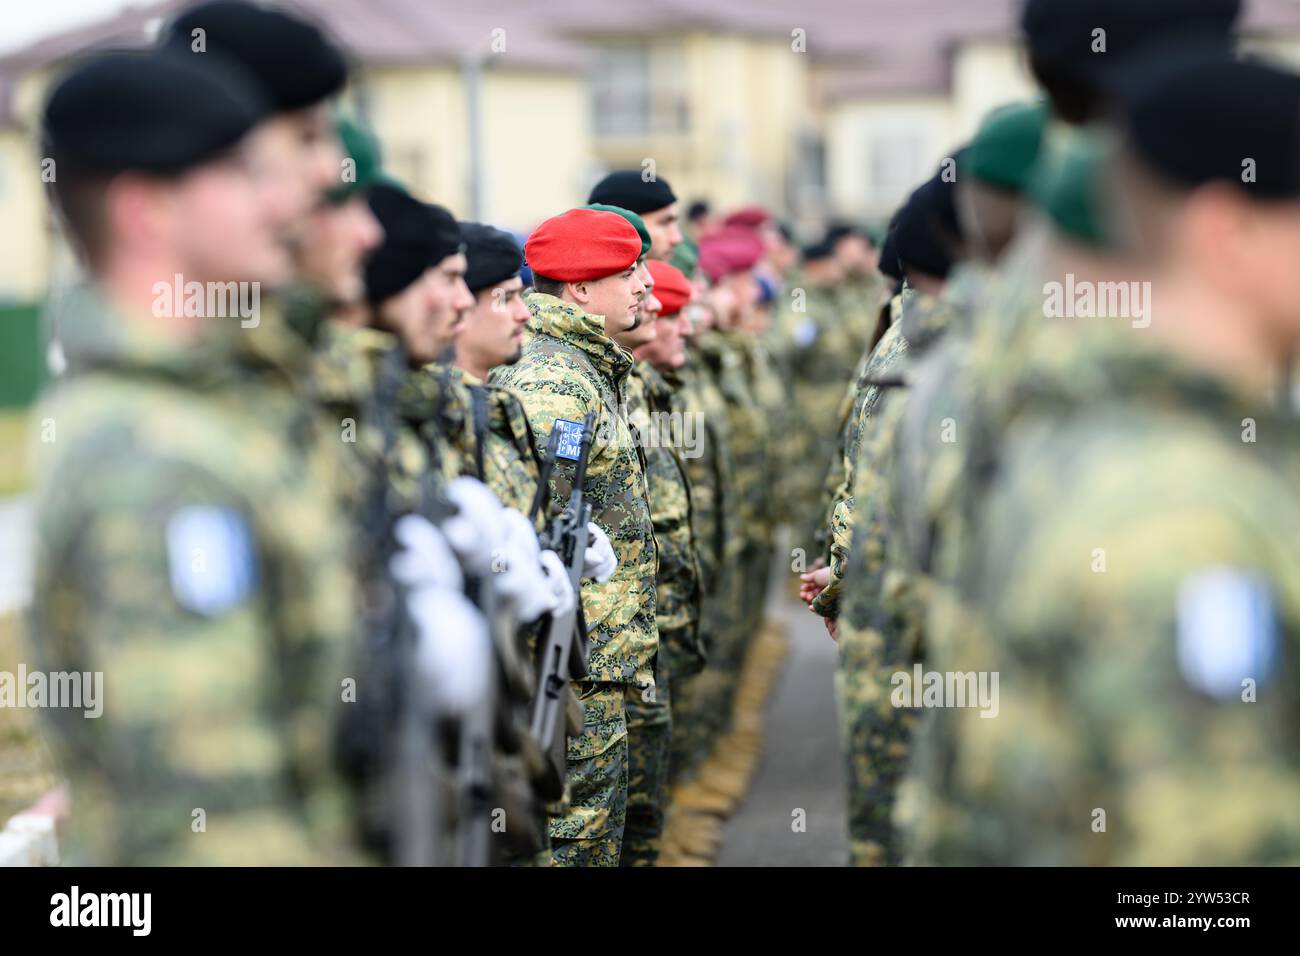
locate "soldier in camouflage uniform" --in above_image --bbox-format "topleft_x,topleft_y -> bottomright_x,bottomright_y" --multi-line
449,222 -> 543,516
658,241 -> 738,800
916,55 -> 1300,864
584,202 -> 676,866
28,48 -> 366,865
492,208 -> 655,866
620,259 -> 706,864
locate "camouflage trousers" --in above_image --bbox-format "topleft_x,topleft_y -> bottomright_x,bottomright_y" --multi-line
622,654 -> 672,866
670,582 -> 733,785
835,619 -> 918,866
548,677 -> 671,867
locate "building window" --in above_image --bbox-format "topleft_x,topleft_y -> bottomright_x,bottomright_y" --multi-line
591,43 -> 689,136
868,130 -> 927,209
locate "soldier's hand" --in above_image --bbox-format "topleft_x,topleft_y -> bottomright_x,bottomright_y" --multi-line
824,616 -> 838,642
799,566 -> 831,604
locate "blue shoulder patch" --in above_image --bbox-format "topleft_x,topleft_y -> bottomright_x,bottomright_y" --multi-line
552,418 -> 586,461
793,317 -> 819,348
1176,567 -> 1279,700
166,506 -> 259,618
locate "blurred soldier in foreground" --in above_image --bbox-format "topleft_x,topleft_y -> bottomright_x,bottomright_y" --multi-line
917,52 -> 1300,865
29,48 -> 362,865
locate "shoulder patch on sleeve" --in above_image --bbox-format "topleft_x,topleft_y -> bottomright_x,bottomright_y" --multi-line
166,506 -> 259,618
552,418 -> 586,461
1176,567 -> 1279,699
793,317 -> 819,348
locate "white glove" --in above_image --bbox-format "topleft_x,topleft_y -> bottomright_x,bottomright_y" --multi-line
493,508 -> 554,622
441,477 -> 505,576
538,549 -> 577,618
583,521 -> 618,583
389,513 -> 463,593
406,585 -> 493,717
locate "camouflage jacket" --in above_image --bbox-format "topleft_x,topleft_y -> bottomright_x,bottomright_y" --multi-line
312,323 -> 450,519
812,290 -> 936,616
629,362 -> 704,678
492,293 -> 659,688
917,320 -> 1300,865
664,351 -> 732,585
28,286 -> 361,865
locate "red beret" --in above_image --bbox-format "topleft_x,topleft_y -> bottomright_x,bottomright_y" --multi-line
524,208 -> 642,282
722,205 -> 771,230
697,227 -> 764,282
646,259 -> 692,317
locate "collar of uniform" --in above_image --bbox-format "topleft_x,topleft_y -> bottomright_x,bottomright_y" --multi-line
638,360 -> 675,404
312,322 -> 401,406
55,281 -> 232,385
524,291 -> 634,382
404,360 -> 469,434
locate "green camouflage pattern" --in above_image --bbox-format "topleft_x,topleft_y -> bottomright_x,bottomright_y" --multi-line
914,319 -> 1300,865
622,657 -> 671,866
27,286 -> 363,865
548,680 -> 627,866
630,363 -> 704,675
492,292 -> 659,687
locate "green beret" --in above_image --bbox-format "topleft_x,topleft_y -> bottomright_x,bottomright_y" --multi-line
668,236 -> 699,278
1027,128 -> 1113,249
966,101 -> 1049,193
582,203 -> 651,258
328,115 -> 383,204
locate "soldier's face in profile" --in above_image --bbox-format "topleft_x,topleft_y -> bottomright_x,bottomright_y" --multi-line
300,195 -> 384,305
1230,197 -> 1300,349
459,276 -> 529,370
425,253 -> 475,355
168,148 -> 290,286
633,310 -> 687,372
614,289 -> 659,350
243,120 -> 316,276
288,104 -> 345,201
644,203 -> 683,259
378,270 -> 441,364
577,266 -> 645,334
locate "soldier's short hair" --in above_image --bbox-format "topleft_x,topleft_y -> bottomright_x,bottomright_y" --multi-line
531,274 -> 566,297
46,160 -> 111,270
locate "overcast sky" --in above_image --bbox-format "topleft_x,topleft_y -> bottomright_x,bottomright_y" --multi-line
2,2 -> 140,55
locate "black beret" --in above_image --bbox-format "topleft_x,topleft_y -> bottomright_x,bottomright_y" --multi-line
1021,0 -> 1241,78
889,174 -> 962,280
364,183 -> 464,304
801,237 -> 837,262
43,48 -> 268,175
1122,55 -> 1300,199
461,222 -> 523,293
824,221 -> 864,244
164,1 -> 347,112
587,170 -> 677,214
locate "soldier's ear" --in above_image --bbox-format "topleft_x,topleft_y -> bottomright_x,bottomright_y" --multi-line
569,280 -> 589,304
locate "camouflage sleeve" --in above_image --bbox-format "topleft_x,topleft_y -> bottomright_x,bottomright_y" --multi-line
811,494 -> 854,619
28,453 -> 356,866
